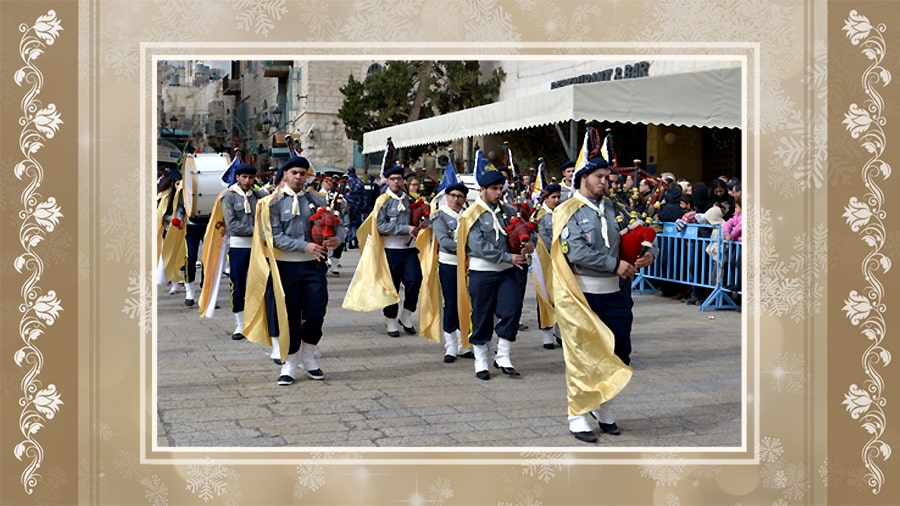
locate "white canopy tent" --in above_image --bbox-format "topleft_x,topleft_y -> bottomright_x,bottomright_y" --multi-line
361,66 -> 742,155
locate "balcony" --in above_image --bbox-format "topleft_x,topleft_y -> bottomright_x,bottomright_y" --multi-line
264,60 -> 292,78
223,77 -> 241,96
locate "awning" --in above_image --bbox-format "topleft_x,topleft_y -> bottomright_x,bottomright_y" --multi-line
362,66 -> 742,154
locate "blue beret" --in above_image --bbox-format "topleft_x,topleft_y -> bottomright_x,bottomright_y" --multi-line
559,160 -> 576,171
478,169 -> 506,188
280,156 -> 310,171
346,166 -> 356,174
383,165 -> 404,178
446,182 -> 469,195
573,157 -> 609,189
234,163 -> 256,176
403,171 -> 418,180
544,183 -> 561,194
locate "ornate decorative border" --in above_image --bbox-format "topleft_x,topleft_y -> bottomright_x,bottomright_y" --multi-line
12,9 -> 65,495
840,9 -> 892,496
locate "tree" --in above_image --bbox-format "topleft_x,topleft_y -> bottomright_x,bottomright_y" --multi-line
338,61 -> 506,162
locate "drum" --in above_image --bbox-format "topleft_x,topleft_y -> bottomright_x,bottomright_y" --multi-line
182,153 -> 231,219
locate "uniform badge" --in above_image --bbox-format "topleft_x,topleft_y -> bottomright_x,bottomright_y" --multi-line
561,241 -> 569,254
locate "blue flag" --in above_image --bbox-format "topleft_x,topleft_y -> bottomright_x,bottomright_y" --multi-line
474,149 -> 491,182
434,156 -> 459,195
220,154 -> 239,186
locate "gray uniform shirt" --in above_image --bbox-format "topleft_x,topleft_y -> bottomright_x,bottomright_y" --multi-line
221,186 -> 269,238
268,190 -> 346,254
537,207 -> 553,249
560,195 -> 621,279
375,192 -> 412,236
467,201 -> 535,267
432,207 -> 461,255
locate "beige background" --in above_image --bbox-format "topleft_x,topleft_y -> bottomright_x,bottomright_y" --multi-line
1,0 -> 897,504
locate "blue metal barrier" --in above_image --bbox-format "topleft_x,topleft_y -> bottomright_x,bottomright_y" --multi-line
632,222 -> 741,311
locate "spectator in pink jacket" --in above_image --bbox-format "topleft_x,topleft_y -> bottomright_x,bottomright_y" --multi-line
723,200 -> 742,242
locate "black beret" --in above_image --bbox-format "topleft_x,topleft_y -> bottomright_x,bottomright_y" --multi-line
477,169 -> 506,188
383,165 -> 404,178
544,183 -> 561,194
573,157 -> 609,189
446,182 -> 469,195
234,163 -> 256,176
280,156 -> 310,171
559,160 -> 576,171
403,171 -> 418,180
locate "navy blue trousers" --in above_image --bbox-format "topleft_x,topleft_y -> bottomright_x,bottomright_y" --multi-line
583,282 -> 634,366
438,263 -> 459,333
382,248 -> 423,318
265,274 -> 278,337
275,260 -> 328,354
228,247 -> 251,313
467,268 -> 522,345
183,222 -> 206,284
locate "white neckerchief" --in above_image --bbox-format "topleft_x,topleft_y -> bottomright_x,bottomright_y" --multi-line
386,188 -> 405,211
540,203 -> 554,217
283,186 -> 304,216
574,192 -> 609,248
474,197 -> 507,242
231,184 -> 253,214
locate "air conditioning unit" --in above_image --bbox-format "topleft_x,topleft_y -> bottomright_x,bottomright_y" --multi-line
436,153 -> 450,168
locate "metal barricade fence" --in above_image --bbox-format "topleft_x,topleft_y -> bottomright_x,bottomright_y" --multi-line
632,222 -> 741,311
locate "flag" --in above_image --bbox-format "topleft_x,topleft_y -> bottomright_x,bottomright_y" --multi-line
474,149 -> 493,183
380,137 -> 396,179
574,122 -> 602,172
531,157 -> 546,205
434,153 -> 459,196
220,153 -> 239,186
502,142 -> 515,178
600,129 -> 616,167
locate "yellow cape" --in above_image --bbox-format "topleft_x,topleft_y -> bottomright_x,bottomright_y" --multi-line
160,181 -> 187,282
156,190 -> 171,259
551,197 -> 633,416
531,207 -> 555,327
415,226 -> 441,343
242,191 -> 291,362
198,189 -> 230,318
454,204 -> 490,350
342,193 -> 401,312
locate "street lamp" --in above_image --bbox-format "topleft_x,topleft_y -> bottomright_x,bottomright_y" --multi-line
169,115 -> 178,133
272,108 -> 282,132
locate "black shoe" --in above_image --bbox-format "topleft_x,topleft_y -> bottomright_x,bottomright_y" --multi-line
184,298 -> 195,307
598,421 -> 621,435
459,351 -> 475,359
232,333 -> 245,341
518,323 -> 528,330
443,355 -> 457,363
556,336 -> 563,346
571,431 -> 598,443
305,369 -> 325,380
387,330 -> 400,337
475,370 -> 491,380
277,375 -> 294,386
399,321 -> 417,335
498,366 -> 520,377
543,343 -> 556,350
273,359 -> 283,365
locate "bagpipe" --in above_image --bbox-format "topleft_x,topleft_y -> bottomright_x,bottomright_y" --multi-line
309,180 -> 346,246
504,215 -> 538,255
406,196 -> 431,245
612,200 -> 657,265
513,192 -> 534,222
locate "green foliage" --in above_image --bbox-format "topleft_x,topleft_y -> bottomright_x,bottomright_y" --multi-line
338,61 -> 506,161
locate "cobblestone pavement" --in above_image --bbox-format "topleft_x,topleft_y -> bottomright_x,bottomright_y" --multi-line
156,247 -> 743,448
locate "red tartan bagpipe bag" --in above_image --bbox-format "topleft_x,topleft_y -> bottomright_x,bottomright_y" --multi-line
408,197 -> 431,234
504,216 -> 538,254
614,204 -> 657,265
310,190 -> 342,245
